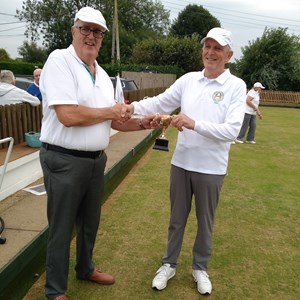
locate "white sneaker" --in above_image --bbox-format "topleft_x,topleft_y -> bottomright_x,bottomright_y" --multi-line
235,139 -> 244,144
152,264 -> 176,290
246,140 -> 256,144
192,270 -> 212,295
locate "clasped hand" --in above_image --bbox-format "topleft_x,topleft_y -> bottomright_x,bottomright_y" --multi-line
151,113 -> 195,132
113,103 -> 133,123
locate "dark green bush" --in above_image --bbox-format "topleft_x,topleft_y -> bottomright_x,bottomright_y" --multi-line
0,60 -> 183,78
132,35 -> 202,73
0,61 -> 42,76
102,63 -> 184,78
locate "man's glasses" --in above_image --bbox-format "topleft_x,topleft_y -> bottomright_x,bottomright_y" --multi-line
74,26 -> 105,38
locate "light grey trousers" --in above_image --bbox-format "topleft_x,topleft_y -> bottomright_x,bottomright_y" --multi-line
237,113 -> 257,142
40,147 -> 107,298
162,165 -> 225,271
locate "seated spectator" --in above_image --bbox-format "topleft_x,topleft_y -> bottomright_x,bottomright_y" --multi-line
27,68 -> 42,101
0,70 -> 40,106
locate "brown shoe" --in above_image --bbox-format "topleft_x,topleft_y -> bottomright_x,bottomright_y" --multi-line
87,269 -> 115,285
52,295 -> 69,300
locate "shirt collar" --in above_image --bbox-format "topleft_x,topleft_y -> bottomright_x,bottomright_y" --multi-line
67,45 -> 99,84
199,69 -> 232,85
67,45 -> 99,69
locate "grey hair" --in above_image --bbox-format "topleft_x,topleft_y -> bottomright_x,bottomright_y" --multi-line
227,44 -> 233,51
0,70 -> 15,84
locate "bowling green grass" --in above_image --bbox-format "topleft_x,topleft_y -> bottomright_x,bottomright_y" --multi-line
28,106 -> 300,300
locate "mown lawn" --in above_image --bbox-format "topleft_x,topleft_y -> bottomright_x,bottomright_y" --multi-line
26,106 -> 300,300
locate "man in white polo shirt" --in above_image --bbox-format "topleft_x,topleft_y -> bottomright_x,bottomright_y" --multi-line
39,7 -> 156,300
129,27 -> 246,295
236,82 -> 265,144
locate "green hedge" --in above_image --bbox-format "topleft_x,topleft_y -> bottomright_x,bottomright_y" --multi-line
0,60 -> 184,78
103,63 -> 184,78
0,61 -> 43,75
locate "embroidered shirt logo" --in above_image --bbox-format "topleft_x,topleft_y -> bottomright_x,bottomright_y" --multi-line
212,91 -> 224,103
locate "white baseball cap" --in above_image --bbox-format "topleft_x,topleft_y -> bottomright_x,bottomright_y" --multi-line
253,82 -> 265,89
201,27 -> 233,47
74,7 -> 109,31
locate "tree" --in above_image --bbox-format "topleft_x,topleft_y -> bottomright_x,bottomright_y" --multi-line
18,41 -> 47,63
236,27 -> 300,91
0,49 -> 11,61
132,34 -> 202,72
170,4 -> 220,40
17,0 -> 170,63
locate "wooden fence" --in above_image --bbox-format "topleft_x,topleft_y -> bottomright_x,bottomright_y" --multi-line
124,87 -> 166,103
122,71 -> 176,89
260,90 -> 300,106
0,103 -> 42,149
0,89 -> 299,149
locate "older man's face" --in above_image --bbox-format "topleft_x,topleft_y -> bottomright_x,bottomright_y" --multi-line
71,21 -> 105,63
33,69 -> 41,85
202,38 -> 233,78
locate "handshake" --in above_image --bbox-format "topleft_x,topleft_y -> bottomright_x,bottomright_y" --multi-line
112,102 -> 136,123
112,103 -> 162,129
112,103 -> 172,130
112,103 -> 195,132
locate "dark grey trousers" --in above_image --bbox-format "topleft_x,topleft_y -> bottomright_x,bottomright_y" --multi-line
162,165 -> 225,271
39,147 -> 107,298
237,113 -> 257,142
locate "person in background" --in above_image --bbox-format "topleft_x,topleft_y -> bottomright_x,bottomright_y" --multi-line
235,82 -> 264,144
27,68 -> 42,101
39,7 -> 158,300
128,27 -> 246,296
0,70 -> 40,106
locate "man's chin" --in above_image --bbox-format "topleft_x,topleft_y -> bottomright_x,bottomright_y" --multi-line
84,48 -> 98,58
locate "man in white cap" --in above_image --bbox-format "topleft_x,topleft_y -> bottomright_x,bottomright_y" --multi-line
236,82 -> 265,144
128,27 -> 246,295
39,6 -> 157,300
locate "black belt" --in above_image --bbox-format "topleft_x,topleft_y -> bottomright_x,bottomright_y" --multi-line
42,142 -> 104,159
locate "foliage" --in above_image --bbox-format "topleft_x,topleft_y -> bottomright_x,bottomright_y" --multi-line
236,27 -> 300,91
227,62 -> 238,76
132,34 -> 202,73
117,0 -> 169,35
0,49 -> 11,61
18,41 -> 48,63
0,60 -> 41,75
17,0 -> 170,64
0,58 -> 182,79
170,4 -> 220,40
102,63 -> 184,78
106,0 -> 170,62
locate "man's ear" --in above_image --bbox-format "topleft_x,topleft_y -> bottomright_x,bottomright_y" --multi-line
226,50 -> 234,63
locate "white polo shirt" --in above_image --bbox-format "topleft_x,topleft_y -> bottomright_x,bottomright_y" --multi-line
132,69 -> 246,175
40,45 -> 115,151
245,89 -> 260,115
